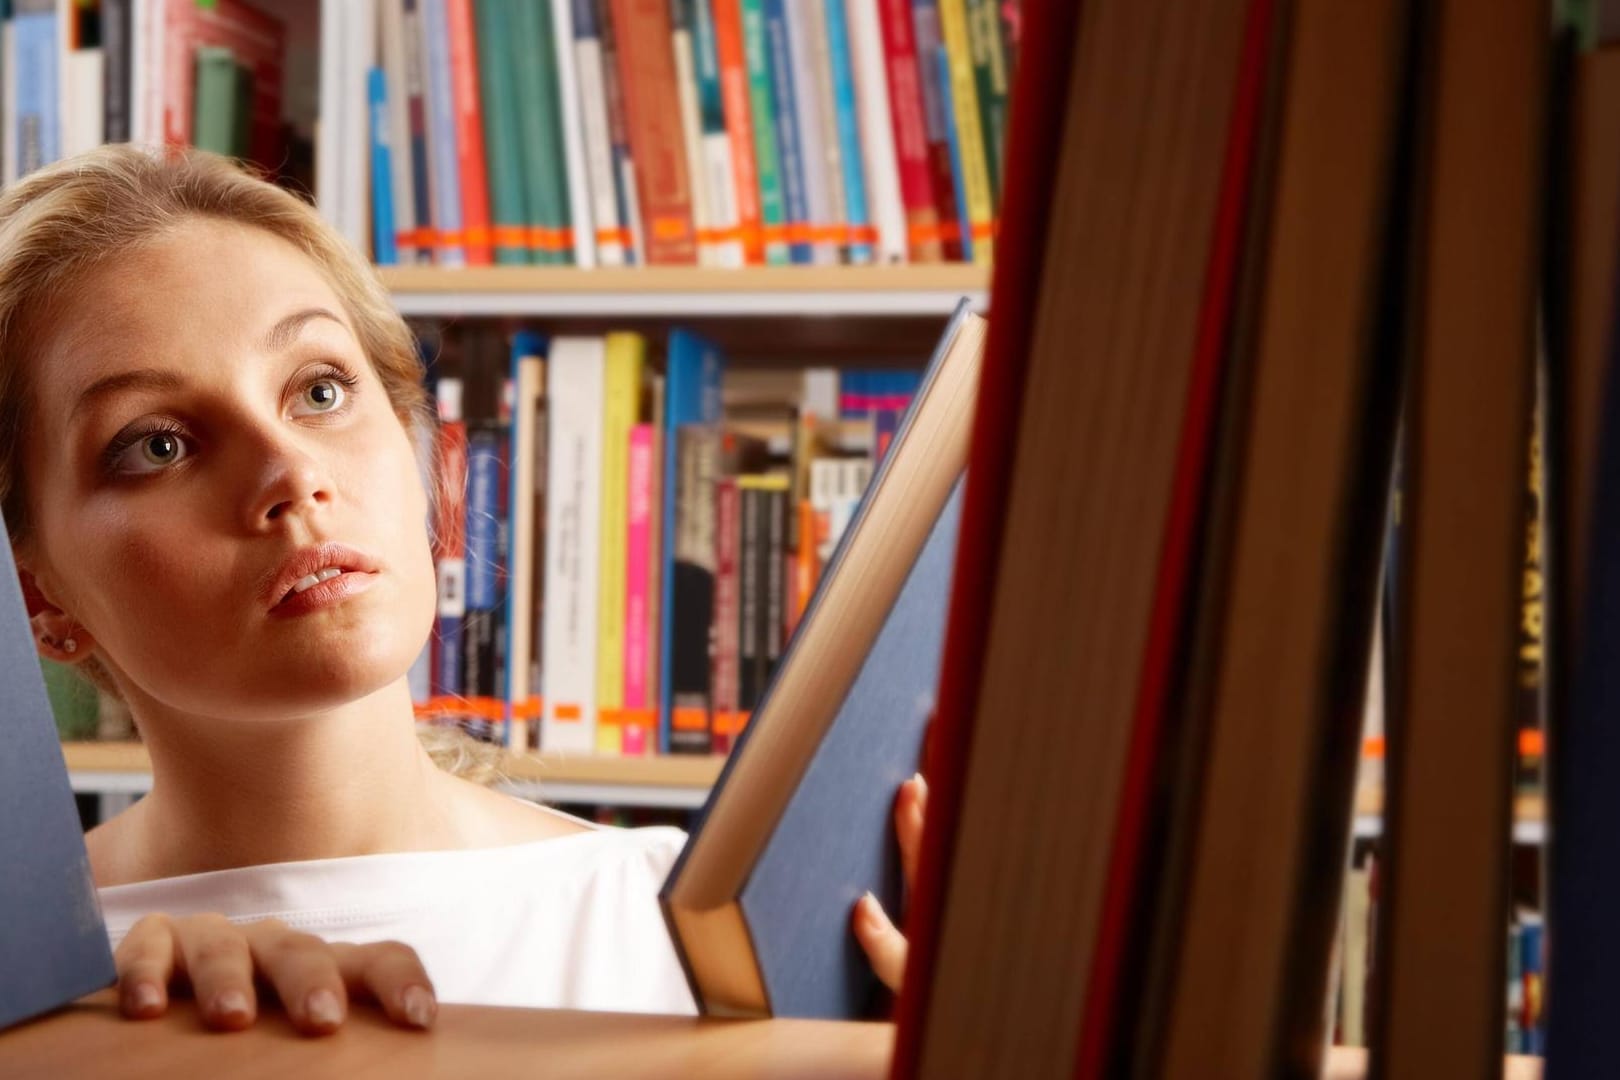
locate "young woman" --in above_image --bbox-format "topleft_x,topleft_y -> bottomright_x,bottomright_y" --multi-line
1,145 -> 923,1036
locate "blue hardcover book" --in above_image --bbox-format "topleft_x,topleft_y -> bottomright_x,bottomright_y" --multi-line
661,301 -> 985,1019
761,0 -> 812,264
419,0 -> 466,267
823,0 -> 872,264
462,423 -> 503,727
368,67 -> 399,266
12,1 -> 60,177
0,517 -> 116,1030
658,330 -> 725,754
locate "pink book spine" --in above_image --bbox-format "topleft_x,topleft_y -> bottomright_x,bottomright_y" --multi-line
621,424 -> 656,754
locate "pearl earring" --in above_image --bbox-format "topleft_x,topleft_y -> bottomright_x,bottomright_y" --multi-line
63,638 -> 77,654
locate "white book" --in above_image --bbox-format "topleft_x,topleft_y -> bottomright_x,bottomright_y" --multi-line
542,338 -> 606,755
342,0 -> 377,258
672,23 -> 714,267
507,353 -> 544,754
784,0 -> 835,265
62,48 -> 104,159
803,0 -> 848,261
315,0 -> 345,236
378,0 -> 418,263
551,0 -> 601,269
2,22 -> 15,186
846,0 -> 906,264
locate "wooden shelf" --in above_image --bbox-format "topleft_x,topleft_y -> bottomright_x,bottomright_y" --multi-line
378,265 -> 990,318
61,741 -> 725,811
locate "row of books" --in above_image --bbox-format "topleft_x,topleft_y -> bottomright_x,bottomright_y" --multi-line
408,322 -> 922,756
0,1 -> 298,188
1330,857 -> 1547,1056
328,0 -> 1016,269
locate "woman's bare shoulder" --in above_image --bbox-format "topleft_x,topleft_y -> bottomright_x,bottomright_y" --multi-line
447,776 -> 596,846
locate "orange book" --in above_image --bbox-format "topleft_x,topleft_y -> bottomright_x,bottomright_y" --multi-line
712,0 -> 765,263
609,0 -> 699,263
446,0 -> 493,265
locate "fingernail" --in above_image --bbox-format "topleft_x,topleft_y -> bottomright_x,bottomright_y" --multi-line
305,988 -> 343,1028
913,772 -> 929,801
213,990 -> 251,1023
131,982 -> 162,1014
861,891 -> 887,931
402,985 -> 437,1029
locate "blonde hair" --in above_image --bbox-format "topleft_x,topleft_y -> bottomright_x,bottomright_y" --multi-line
0,145 -> 502,784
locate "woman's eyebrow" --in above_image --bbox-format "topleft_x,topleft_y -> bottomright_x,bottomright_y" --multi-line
70,367 -> 185,424
260,307 -> 347,353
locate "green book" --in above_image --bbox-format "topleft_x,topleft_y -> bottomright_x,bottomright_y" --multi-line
513,0 -> 572,265
963,0 -> 1008,202
475,0 -> 532,265
741,0 -> 789,265
192,45 -> 241,157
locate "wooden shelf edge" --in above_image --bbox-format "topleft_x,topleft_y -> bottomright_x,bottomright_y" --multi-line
60,741 -> 724,790
377,264 -> 990,295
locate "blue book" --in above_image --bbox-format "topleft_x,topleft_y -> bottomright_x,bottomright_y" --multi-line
823,0 -> 872,264
368,67 -> 399,266
661,301 -> 984,1019
761,0 -> 812,264
419,0 -> 465,267
402,0 -> 435,262
0,516 -> 116,1030
659,330 -> 725,754
12,2 -> 60,176
935,45 -> 973,264
462,424 -> 504,714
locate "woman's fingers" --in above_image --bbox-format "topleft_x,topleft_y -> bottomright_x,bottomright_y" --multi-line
331,940 -> 438,1030
243,922 -> 350,1036
171,913 -> 258,1030
897,773 -> 928,890
114,913 -> 178,1020
853,892 -> 908,993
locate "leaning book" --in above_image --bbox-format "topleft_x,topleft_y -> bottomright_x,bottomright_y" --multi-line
660,300 -> 986,1019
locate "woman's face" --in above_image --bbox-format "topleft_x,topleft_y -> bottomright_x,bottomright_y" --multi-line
19,218 -> 438,720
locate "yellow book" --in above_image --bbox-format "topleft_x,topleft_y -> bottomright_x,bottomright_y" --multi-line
938,0 -> 995,265
595,332 -> 646,755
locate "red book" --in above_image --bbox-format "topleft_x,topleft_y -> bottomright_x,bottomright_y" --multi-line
160,0 -> 286,169
712,0 -> 765,264
711,477 -> 742,754
447,0 -> 493,265
609,0 -> 699,264
875,0 -> 944,262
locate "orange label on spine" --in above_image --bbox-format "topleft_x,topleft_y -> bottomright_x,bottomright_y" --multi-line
672,707 -> 708,732
554,704 -> 583,723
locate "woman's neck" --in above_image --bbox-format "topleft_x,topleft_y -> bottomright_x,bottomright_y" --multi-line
92,677 -> 469,884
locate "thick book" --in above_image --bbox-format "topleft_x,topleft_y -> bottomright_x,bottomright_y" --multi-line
609,0 -> 699,263
0,517 -> 116,1031
660,302 -> 985,1019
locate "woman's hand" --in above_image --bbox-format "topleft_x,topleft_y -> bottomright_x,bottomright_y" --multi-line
114,913 -> 438,1036
852,772 -> 927,993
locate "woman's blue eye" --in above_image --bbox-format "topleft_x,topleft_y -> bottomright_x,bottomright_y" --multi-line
300,378 -> 346,413
107,426 -> 189,475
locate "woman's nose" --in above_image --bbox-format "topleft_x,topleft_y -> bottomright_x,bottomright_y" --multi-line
245,433 -> 335,530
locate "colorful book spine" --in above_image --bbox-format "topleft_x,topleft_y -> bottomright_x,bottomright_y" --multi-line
963,0 -> 1008,201
825,0 -> 874,263
505,332 -> 547,753
463,423 -> 504,714
909,0 -> 962,258
432,380 -> 469,698
380,0 -> 420,262
420,0 -> 467,266
567,0 -> 627,266
594,332 -> 646,755
711,474 -> 742,754
446,0 -> 494,265
935,43 -> 973,263
935,0 -> 992,262
609,0 -> 699,263
660,331 -> 724,753
102,0 -> 131,144
785,0 -> 838,265
671,0 -> 717,266
876,0 -> 943,261
11,3 -> 60,177
623,424 -> 656,755
761,0 -> 811,263
847,0 -> 907,263
473,0 -> 530,264
670,426 -> 720,753
691,0 -> 748,267
549,0 -> 600,267
367,66 -> 400,266
740,0 -> 790,264
542,339 -> 605,754
402,0 -> 436,260
512,0 -> 574,264
596,0 -> 646,263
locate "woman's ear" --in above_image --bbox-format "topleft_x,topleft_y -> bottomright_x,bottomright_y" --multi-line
16,561 -> 97,665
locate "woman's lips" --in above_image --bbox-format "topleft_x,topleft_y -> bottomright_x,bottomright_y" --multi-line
267,569 -> 378,618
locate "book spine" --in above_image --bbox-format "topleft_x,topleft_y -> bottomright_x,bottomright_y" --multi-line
935,0 -> 992,262
474,0 -> 531,264
380,0 -> 420,262
763,485 -> 787,690
432,406 -> 469,698
596,0 -> 646,263
420,0 -> 467,266
670,426 -> 719,753
671,0 -> 716,266
464,424 -> 503,713
711,475 -> 743,754
805,0 -> 851,261
594,333 -> 646,755
609,0 -> 699,263
402,0 -> 436,261
847,0 -> 907,263
12,9 -> 59,176
513,0 -> 574,265
103,0 -> 131,143
550,0 -> 600,267
368,66 -> 400,266
568,0 -> 628,266
934,42 -> 973,263
909,0 -> 961,258
785,0 -> 837,265
692,0 -> 748,267
542,340 -> 604,754
193,46 -> 238,156
963,0 -> 1008,201
640,384 -> 666,754
761,0 -> 811,263
825,0 -> 874,264
740,0 -> 790,263
623,424 -> 655,750
876,0 -> 943,261
447,0 -> 494,265
505,345 -> 544,753
728,482 -> 762,755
